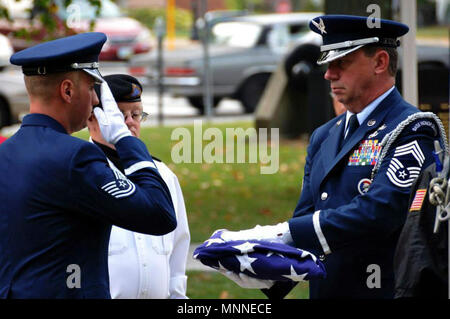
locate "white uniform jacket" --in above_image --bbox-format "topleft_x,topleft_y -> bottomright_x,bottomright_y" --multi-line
90,139 -> 190,299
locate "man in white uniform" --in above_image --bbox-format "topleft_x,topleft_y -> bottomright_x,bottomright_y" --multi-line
87,74 -> 190,299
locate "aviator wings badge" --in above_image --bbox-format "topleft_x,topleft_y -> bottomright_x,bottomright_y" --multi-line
312,18 -> 327,34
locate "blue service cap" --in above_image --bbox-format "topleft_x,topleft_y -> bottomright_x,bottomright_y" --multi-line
309,15 -> 409,65
10,32 -> 107,84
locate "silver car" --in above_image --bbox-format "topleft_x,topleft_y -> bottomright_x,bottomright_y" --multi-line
130,12 -> 322,113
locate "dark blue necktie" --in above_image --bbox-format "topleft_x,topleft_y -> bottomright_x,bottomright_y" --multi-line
341,114 -> 359,149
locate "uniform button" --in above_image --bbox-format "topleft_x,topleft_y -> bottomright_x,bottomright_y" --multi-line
321,192 -> 328,200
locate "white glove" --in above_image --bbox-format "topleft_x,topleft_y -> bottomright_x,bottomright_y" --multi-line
93,82 -> 132,144
219,269 -> 274,289
220,222 -> 293,245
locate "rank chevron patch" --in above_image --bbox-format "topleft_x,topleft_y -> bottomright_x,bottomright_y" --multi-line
386,140 -> 425,188
101,168 -> 136,199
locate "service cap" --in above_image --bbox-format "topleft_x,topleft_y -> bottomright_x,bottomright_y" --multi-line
10,32 -> 107,83
94,74 -> 143,109
309,15 -> 409,65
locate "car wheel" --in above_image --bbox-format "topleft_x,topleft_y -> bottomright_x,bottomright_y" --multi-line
187,96 -> 222,114
239,73 -> 271,113
0,97 -> 10,129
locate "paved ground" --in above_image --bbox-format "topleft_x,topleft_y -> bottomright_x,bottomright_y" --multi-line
187,243 -> 214,272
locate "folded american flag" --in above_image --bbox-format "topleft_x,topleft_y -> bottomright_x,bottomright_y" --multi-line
193,230 -> 326,282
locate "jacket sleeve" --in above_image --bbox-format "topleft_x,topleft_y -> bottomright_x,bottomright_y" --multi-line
68,136 -> 177,235
288,123 -> 437,257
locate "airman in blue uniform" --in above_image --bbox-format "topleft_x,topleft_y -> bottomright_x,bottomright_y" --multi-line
0,33 -> 176,298
287,15 -> 446,298
211,15 -> 447,299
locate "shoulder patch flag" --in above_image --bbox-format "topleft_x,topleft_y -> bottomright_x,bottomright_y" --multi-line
387,140 -> 425,188
101,168 -> 136,199
410,189 -> 427,212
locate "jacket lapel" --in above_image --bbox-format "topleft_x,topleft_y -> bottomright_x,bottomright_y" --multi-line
310,115 -> 345,193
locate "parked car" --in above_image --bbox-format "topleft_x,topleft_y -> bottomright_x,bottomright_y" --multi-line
0,33 -> 13,70
130,12 -> 322,113
0,32 -> 28,129
0,67 -> 30,128
0,0 -> 152,61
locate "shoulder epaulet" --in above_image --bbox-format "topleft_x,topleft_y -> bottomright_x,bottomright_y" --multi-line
370,112 -> 448,181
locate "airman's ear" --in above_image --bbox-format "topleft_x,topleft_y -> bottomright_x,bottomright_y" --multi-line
373,49 -> 390,75
60,79 -> 74,103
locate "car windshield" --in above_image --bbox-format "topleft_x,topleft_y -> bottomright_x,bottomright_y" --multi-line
211,21 -> 262,48
55,0 -> 121,20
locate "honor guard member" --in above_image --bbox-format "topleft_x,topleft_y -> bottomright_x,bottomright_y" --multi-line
207,15 -> 446,298
87,74 -> 190,299
0,33 -> 176,298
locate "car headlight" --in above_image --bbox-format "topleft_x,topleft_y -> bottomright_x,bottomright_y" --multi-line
135,28 -> 152,44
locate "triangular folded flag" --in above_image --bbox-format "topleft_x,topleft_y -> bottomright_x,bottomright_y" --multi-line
193,230 -> 326,282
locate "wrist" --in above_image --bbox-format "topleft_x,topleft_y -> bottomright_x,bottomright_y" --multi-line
111,128 -> 132,144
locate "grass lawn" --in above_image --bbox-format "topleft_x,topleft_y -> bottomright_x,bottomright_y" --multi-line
417,25 -> 449,39
186,271 -> 309,299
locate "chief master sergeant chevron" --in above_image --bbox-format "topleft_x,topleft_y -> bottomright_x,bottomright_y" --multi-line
0,32 -> 176,298
211,15 -> 447,298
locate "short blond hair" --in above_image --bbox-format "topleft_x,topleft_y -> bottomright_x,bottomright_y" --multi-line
24,71 -> 81,103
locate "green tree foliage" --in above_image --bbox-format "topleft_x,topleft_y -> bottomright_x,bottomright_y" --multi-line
225,0 -> 271,13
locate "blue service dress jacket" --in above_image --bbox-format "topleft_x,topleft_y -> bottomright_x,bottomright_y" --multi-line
0,114 -> 176,298
288,88 -> 441,298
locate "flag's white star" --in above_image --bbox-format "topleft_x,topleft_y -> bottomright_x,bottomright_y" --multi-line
204,237 -> 224,247
236,254 -> 258,274
266,251 -> 285,258
232,241 -> 258,254
283,265 -> 307,282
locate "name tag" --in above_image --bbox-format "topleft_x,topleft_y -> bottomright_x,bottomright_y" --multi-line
348,139 -> 382,166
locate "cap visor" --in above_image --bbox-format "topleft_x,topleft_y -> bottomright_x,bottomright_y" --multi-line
83,69 -> 104,84
317,45 -> 364,65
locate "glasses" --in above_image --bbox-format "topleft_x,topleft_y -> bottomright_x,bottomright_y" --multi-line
121,111 -> 149,122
